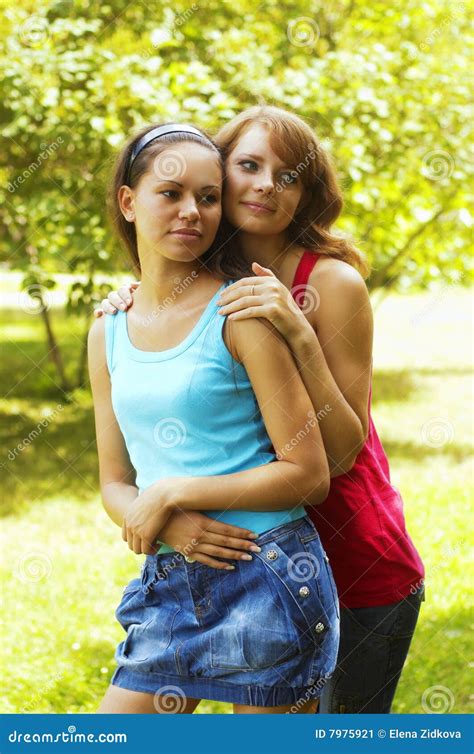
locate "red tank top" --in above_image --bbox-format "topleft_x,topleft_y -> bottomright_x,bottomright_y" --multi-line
293,251 -> 424,608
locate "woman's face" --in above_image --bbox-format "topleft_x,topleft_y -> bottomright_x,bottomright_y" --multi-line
119,142 -> 222,263
223,123 -> 305,236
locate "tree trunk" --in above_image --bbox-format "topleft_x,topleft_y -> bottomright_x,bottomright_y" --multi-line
38,303 -> 71,395
76,323 -> 90,388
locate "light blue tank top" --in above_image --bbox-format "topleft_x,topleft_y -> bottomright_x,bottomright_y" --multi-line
104,281 -> 305,554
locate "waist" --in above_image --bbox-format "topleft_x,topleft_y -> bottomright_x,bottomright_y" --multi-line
157,506 -> 307,555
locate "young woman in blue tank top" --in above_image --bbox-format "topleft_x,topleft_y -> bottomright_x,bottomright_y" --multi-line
88,123 -> 339,713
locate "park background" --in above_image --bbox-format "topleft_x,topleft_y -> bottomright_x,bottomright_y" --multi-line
0,0 -> 472,714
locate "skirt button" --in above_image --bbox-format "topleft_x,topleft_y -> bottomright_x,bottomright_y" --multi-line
299,586 -> 310,598
266,549 -> 278,561
314,622 -> 325,633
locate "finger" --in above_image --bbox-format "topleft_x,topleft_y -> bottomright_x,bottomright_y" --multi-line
132,534 -> 143,555
118,285 -> 133,304
197,543 -> 253,561
191,552 -> 236,570
199,519 -> 258,540
228,306 -> 267,321
200,532 -> 261,552
217,278 -> 261,301
141,537 -> 159,555
252,262 -> 275,277
218,295 -> 265,316
108,291 -> 127,311
101,298 -> 119,315
130,281 -> 141,291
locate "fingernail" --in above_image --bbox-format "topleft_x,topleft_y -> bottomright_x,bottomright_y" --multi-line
119,303 -> 126,310
241,554 -> 253,561
225,565 -> 235,570
249,533 -> 259,539
126,298 -> 132,305
249,545 -> 261,553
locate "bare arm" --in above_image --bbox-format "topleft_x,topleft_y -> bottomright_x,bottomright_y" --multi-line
87,316 -> 138,528
290,261 -> 373,475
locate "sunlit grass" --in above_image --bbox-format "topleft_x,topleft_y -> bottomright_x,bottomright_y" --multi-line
0,286 -> 472,714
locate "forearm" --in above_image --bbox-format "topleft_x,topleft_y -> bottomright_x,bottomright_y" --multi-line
290,327 -> 366,475
101,481 -> 138,527
161,458 -> 329,515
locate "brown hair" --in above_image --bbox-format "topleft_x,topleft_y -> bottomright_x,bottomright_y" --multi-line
108,123 -> 251,280
215,106 -> 370,278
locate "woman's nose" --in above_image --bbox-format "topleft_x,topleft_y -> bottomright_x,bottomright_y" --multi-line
255,173 -> 275,195
178,203 -> 200,221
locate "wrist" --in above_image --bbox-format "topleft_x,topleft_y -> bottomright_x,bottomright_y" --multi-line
289,317 -> 319,355
155,477 -> 186,512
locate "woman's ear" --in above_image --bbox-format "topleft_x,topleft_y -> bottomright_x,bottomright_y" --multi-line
118,185 -> 135,222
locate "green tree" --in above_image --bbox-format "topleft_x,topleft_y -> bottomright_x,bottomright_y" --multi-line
1,0 -> 471,387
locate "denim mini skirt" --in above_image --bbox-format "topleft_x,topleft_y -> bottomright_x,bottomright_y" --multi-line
111,516 -> 340,706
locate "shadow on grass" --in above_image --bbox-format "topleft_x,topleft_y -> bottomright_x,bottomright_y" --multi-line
1,404 -> 99,516
382,438 -> 472,464
371,367 -> 472,406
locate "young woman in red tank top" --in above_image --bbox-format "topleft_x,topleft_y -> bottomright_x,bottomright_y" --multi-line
95,106 -> 424,713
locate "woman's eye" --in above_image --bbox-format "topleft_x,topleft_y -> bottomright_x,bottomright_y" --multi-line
160,190 -> 179,199
199,195 -> 219,205
238,160 -> 258,171
280,172 -> 298,185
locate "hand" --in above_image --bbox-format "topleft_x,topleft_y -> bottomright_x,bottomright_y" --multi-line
217,262 -> 308,342
93,281 -> 140,318
122,482 -> 173,555
158,510 -> 261,570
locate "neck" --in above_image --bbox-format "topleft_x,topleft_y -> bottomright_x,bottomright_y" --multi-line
239,232 -> 292,275
135,248 -> 203,309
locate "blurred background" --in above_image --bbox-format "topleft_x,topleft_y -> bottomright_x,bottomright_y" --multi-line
0,0 -> 472,714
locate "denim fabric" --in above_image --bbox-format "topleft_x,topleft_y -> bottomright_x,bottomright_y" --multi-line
319,584 -> 425,713
111,516 -> 340,706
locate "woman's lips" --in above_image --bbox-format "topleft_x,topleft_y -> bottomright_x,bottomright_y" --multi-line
170,229 -> 202,240
241,202 -> 276,214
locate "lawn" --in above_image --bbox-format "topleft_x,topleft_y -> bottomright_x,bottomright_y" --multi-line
0,283 -> 472,714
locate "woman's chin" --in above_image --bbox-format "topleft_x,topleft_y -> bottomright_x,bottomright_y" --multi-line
231,213 -> 278,234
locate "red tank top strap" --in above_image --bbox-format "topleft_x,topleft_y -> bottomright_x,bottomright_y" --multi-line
291,250 -> 320,303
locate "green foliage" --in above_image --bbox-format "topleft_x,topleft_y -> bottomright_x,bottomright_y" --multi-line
1,0 -> 471,292
0,1 -> 472,386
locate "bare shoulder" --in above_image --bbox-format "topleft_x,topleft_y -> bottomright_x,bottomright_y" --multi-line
310,257 -> 368,298
224,316 -> 286,363
88,316 -> 107,366
88,315 -> 106,348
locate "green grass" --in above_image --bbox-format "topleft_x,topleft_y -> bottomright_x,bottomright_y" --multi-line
0,285 -> 472,714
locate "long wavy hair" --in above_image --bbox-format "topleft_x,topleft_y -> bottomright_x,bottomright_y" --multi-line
215,106 -> 369,278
